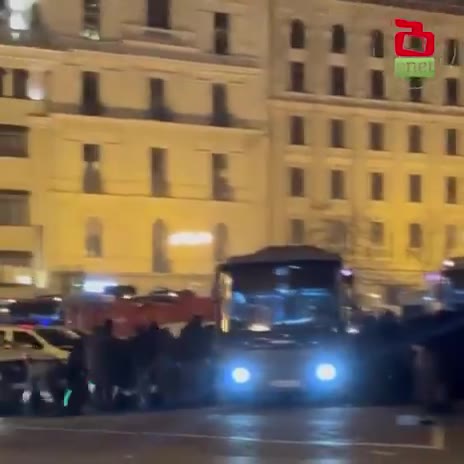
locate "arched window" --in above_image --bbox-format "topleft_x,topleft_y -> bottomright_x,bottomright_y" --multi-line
331,24 -> 346,53
213,223 -> 228,262
82,144 -> 102,194
290,19 -> 305,49
147,0 -> 170,29
152,219 -> 170,273
370,30 -> 384,58
85,217 -> 103,257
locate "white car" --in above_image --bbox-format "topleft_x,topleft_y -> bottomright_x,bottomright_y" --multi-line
0,325 -> 79,361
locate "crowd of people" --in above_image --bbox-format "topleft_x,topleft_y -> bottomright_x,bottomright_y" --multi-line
53,316 -> 213,415
17,307 -> 464,421
351,308 -> 464,421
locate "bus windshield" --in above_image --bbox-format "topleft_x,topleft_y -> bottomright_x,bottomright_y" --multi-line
221,261 -> 341,332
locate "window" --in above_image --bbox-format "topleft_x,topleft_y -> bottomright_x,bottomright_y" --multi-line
82,0 -> 100,40
147,0 -> 170,29
212,153 -> 233,201
289,62 -> 305,92
369,122 -> 384,151
330,170 -> 345,199
152,219 -> 170,273
289,167 -> 305,197
81,71 -> 101,115
12,69 -> 28,99
214,12 -> 229,55
330,66 -> 346,96
0,251 -> 32,286
149,78 -> 169,120
331,25 -> 346,53
409,78 -> 422,102
408,223 -> 422,249
0,191 -> 29,226
82,144 -> 102,194
13,332 -> 42,350
330,119 -> 345,148
85,217 -> 103,257
0,68 -> 5,97
445,224 -> 457,251
370,221 -> 384,246
445,78 -> 459,105
370,30 -> 384,58
370,172 -> 384,201
289,116 -> 305,145
290,20 -> 305,49
213,223 -> 228,262
445,39 -> 459,66
150,148 -> 168,197
289,219 -> 305,244
445,176 -> 457,204
211,83 -> 229,126
408,174 -> 422,202
370,70 -> 384,99
0,125 -> 28,157
446,128 -> 458,155
408,125 -> 422,153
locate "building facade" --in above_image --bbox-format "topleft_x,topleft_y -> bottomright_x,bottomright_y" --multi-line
1,0 -> 464,303
0,0 -> 269,297
269,0 -> 464,304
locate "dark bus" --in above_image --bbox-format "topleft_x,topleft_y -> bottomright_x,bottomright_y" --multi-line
213,246 -> 356,401
433,257 -> 464,311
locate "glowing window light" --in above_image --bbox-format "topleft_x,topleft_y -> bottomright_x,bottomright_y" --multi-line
27,81 -> 44,100
16,275 -> 33,285
168,232 -> 213,246
83,280 -> 117,293
8,0 -> 31,11
9,11 -> 28,30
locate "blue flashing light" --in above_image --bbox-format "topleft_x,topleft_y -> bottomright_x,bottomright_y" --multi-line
315,363 -> 337,382
231,367 -> 251,384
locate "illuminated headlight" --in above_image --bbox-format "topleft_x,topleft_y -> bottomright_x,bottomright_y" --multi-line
231,367 -> 251,384
21,390 -> 32,403
315,363 -> 337,382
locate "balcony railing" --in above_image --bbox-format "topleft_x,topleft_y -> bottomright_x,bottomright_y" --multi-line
48,103 -> 263,131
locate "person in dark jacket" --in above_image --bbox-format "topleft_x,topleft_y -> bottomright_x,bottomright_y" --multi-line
177,316 -> 208,403
86,320 -> 115,411
64,338 -> 87,415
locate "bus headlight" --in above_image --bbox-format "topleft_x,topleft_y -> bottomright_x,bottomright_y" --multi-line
231,367 -> 251,384
315,363 -> 337,382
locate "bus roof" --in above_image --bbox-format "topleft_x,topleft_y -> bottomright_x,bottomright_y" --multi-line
221,246 -> 342,266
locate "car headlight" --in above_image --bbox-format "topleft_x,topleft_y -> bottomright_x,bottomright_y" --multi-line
231,367 -> 251,384
315,363 -> 337,382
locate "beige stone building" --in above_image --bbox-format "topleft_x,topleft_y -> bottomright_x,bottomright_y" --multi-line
269,0 -> 464,304
1,0 -> 464,304
0,0 -> 268,297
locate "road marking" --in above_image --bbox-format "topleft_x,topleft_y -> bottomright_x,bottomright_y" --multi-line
431,425 -> 446,450
7,424 -> 444,450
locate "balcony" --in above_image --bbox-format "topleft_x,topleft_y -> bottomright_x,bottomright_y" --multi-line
48,104 -> 264,132
121,23 -> 196,50
0,97 -> 47,121
0,226 -> 36,252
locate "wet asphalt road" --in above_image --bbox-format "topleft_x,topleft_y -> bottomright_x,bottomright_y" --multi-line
0,406 -> 461,463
